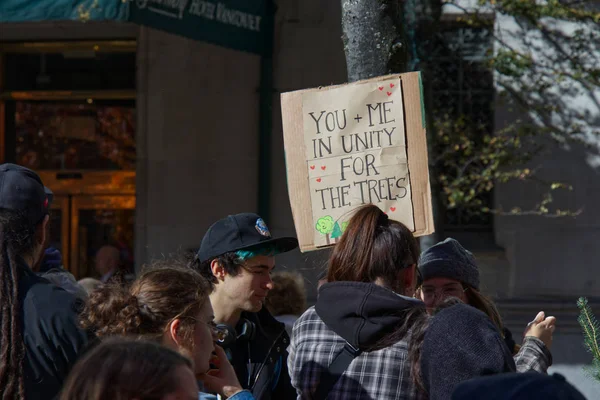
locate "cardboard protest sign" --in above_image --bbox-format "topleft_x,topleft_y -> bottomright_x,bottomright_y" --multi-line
281,72 -> 434,252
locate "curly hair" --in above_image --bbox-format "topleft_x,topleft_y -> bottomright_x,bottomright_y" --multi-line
265,271 -> 307,316
80,263 -> 210,350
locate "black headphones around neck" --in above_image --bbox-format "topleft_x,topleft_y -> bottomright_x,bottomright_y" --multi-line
217,318 -> 256,349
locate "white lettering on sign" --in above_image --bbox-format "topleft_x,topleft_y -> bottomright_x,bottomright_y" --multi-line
139,0 -> 262,32
137,0 -> 190,19
216,3 -> 262,32
189,0 -> 215,19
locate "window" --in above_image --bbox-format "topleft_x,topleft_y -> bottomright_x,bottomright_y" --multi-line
428,22 -> 495,228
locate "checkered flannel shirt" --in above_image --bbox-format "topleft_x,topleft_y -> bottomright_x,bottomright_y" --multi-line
514,336 -> 553,373
288,306 -> 427,400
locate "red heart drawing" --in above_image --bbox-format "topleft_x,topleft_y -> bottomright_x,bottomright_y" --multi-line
390,83 -> 395,88
310,165 -> 315,170
390,207 -> 396,212
378,86 -> 384,91
387,91 -> 392,96
321,166 -> 326,170
316,178 -> 322,183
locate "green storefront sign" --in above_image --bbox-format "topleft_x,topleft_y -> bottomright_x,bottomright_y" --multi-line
130,0 -> 271,55
0,0 -> 272,55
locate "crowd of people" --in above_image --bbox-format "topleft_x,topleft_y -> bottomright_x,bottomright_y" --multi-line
0,163 -> 587,399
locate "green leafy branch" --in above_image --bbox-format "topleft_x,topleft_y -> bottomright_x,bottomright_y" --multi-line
577,297 -> 600,381
431,113 -> 581,219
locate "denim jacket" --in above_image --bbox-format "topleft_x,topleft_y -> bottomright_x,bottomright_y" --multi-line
198,383 -> 255,400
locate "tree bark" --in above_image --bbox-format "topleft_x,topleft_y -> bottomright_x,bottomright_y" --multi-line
341,0 -> 443,249
341,0 -> 408,82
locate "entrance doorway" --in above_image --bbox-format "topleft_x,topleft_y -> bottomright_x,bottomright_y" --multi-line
41,173 -> 135,279
0,41 -> 136,279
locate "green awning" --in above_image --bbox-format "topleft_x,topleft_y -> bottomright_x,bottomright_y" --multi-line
0,0 -> 272,55
129,0 -> 271,55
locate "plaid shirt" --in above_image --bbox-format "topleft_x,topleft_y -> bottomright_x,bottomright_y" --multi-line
288,307 -> 426,400
514,336 -> 552,373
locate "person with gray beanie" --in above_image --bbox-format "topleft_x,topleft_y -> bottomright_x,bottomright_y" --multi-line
417,238 -> 555,374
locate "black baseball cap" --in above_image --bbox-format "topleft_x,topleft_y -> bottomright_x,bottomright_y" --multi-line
197,213 -> 298,263
0,163 -> 53,225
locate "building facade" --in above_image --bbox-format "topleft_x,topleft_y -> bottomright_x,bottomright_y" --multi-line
1,0 -> 600,368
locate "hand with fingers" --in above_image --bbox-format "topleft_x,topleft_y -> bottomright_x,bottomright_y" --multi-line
198,345 -> 246,398
523,311 -> 556,349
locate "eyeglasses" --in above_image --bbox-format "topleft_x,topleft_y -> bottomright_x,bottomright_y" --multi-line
421,285 -> 467,301
203,320 -> 229,343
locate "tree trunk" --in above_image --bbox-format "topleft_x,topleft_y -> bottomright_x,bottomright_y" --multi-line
341,0 -> 408,83
341,0 -> 443,249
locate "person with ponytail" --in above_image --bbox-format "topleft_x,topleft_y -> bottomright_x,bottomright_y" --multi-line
80,264 -> 254,400
0,163 -> 89,399
288,204 -> 428,399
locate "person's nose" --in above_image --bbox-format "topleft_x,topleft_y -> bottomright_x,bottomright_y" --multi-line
264,275 -> 274,290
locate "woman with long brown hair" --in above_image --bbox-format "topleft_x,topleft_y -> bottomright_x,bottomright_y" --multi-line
80,264 -> 255,400
417,238 -> 555,373
288,204 -> 427,399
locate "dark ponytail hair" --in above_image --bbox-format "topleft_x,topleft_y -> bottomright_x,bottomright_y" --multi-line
80,263 -> 210,349
327,204 -> 420,294
0,209 -> 40,400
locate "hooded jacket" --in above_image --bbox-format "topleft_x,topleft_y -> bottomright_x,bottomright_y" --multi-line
288,282 -> 427,400
37,246 -> 88,301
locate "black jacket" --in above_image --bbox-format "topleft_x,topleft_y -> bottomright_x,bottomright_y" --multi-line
18,258 -> 90,399
228,307 -> 295,400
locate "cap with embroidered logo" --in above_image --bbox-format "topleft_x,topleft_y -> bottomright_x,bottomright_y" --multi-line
197,213 -> 298,263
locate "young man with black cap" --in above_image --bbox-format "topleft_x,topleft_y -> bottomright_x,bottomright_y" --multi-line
191,213 -> 298,400
0,164 -> 89,399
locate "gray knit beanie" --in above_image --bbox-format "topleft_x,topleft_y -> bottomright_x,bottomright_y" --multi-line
418,238 -> 480,290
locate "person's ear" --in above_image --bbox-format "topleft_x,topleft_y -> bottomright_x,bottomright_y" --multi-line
36,215 -> 50,247
168,318 -> 183,347
210,259 -> 226,282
